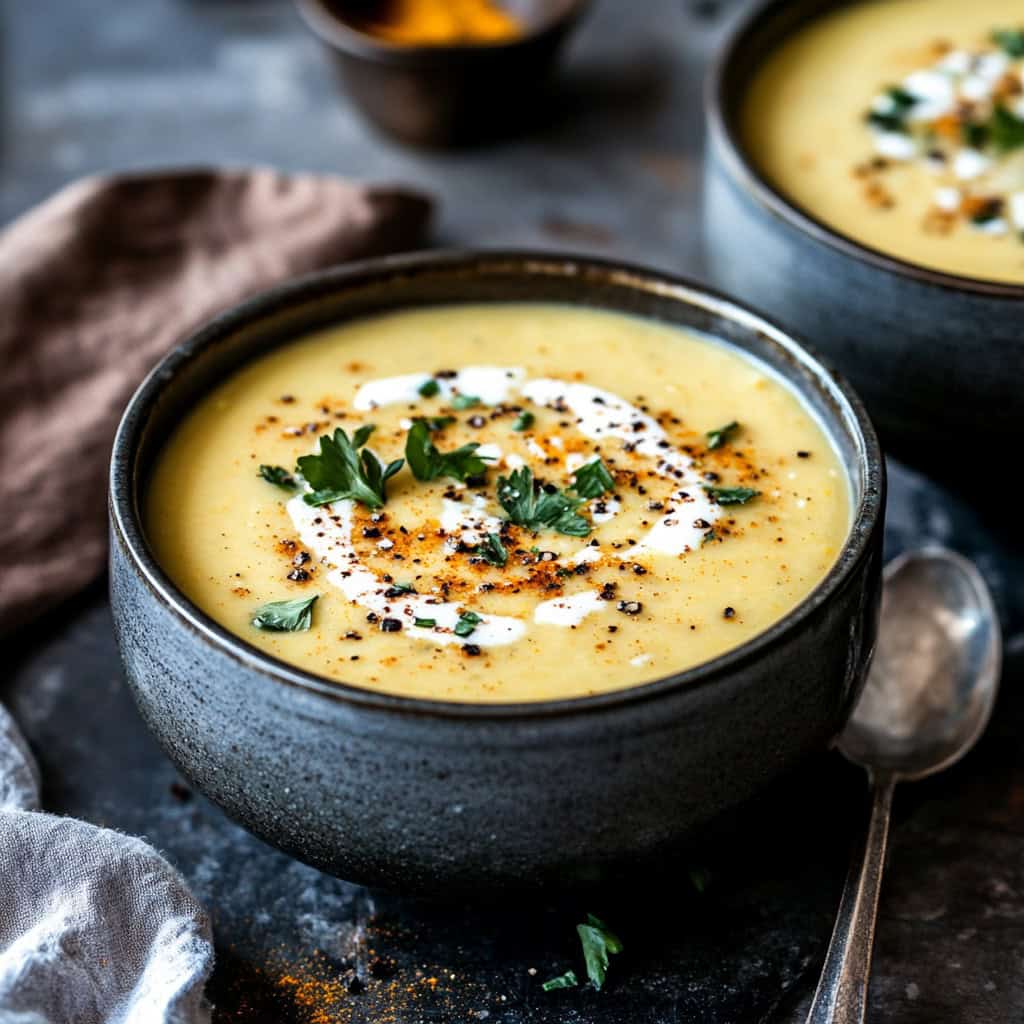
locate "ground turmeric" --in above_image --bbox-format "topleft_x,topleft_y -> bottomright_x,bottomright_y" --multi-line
348,0 -> 522,46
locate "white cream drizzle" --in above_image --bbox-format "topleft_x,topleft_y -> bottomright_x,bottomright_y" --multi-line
287,495 -> 524,648
534,590 -> 606,628
288,367 -> 728,648
354,366 -> 525,410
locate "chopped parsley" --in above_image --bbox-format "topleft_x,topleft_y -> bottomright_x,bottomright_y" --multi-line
385,582 -> 416,595
576,914 -> 623,991
414,617 -> 437,629
990,104 -> 1024,154
961,120 -> 988,149
866,85 -> 917,133
251,594 -> 318,632
416,415 -> 456,432
706,421 -> 739,450
542,971 -> 578,992
405,420 -> 494,483
571,459 -> 615,500
993,27 -> 1024,57
477,532 -> 508,568
454,610 -> 482,638
512,410 -> 535,432
258,464 -> 297,490
497,466 -> 590,537
297,427 -> 403,509
451,393 -> 480,410
417,378 -> 440,398
704,485 -> 759,506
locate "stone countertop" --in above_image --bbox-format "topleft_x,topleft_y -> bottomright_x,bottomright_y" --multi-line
3,0 -> 1023,1020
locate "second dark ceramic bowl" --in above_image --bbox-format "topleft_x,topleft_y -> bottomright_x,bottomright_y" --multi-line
704,0 -> 1024,464
109,251 -> 884,894
294,0 -> 588,146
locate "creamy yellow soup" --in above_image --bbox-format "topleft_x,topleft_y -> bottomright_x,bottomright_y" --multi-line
743,1 -> 1024,284
146,304 -> 851,703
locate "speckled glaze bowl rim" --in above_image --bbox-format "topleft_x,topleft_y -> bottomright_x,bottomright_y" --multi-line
110,249 -> 884,721
706,0 -> 1024,302
294,0 -> 590,65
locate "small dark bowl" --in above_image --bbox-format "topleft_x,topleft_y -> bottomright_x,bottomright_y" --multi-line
109,251 -> 884,894
294,0 -> 588,146
704,0 -> 1024,465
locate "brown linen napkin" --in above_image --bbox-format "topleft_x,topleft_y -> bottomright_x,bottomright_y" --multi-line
0,169 -> 432,634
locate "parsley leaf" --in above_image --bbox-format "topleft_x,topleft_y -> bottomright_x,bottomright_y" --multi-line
414,617 -> 437,629
704,485 -> 759,506
512,410 -> 535,432
706,421 -> 740,450
418,378 -> 440,398
571,459 -> 615,500
251,595 -> 318,632
542,971 -> 578,992
478,532 -> 508,567
451,394 -> 480,410
993,27 -> 1024,57
258,464 -> 297,490
405,420 -> 494,483
576,914 -> 623,991
298,427 -> 403,509
990,104 -> 1024,154
497,466 -> 591,537
454,610 -> 482,638
417,415 -> 456,432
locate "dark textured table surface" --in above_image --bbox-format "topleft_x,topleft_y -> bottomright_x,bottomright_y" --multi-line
3,1 -> 1023,1021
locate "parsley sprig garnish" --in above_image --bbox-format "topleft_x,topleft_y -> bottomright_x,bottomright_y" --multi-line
993,27 -> 1024,58
706,421 -> 740,450
454,610 -> 482,638
258,464 -> 297,490
704,485 -> 759,505
297,426 -> 403,509
477,532 -> 508,567
251,595 -> 318,632
542,971 -> 578,992
496,466 -> 591,537
571,459 -> 615,500
405,420 -> 494,483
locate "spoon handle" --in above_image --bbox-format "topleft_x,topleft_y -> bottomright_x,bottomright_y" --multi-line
805,773 -> 896,1024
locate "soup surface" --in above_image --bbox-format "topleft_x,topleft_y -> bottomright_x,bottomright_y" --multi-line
147,304 -> 851,703
743,1 -> 1024,284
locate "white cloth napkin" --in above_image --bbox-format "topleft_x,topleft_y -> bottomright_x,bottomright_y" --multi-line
0,704 -> 213,1023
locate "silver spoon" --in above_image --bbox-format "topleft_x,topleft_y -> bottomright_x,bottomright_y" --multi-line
806,548 -> 1002,1024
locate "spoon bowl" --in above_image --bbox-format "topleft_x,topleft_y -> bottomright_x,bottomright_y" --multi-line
839,548 -> 1001,782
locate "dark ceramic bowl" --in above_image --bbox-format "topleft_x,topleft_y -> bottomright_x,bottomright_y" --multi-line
704,0 -> 1024,464
109,251 -> 884,894
294,0 -> 588,146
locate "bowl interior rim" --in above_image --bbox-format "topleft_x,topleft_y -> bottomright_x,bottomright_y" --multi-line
110,249 -> 884,722
706,0 -> 1024,301
293,0 -> 588,63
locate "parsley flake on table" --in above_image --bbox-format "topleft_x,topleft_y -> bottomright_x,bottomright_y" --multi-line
297,426 -> 403,509
706,421 -> 740,450
405,420 -> 494,483
541,970 -> 578,992
704,485 -> 759,506
496,466 -> 591,537
576,914 -> 623,991
571,458 -> 615,500
251,594 -> 318,632
258,464 -> 297,490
